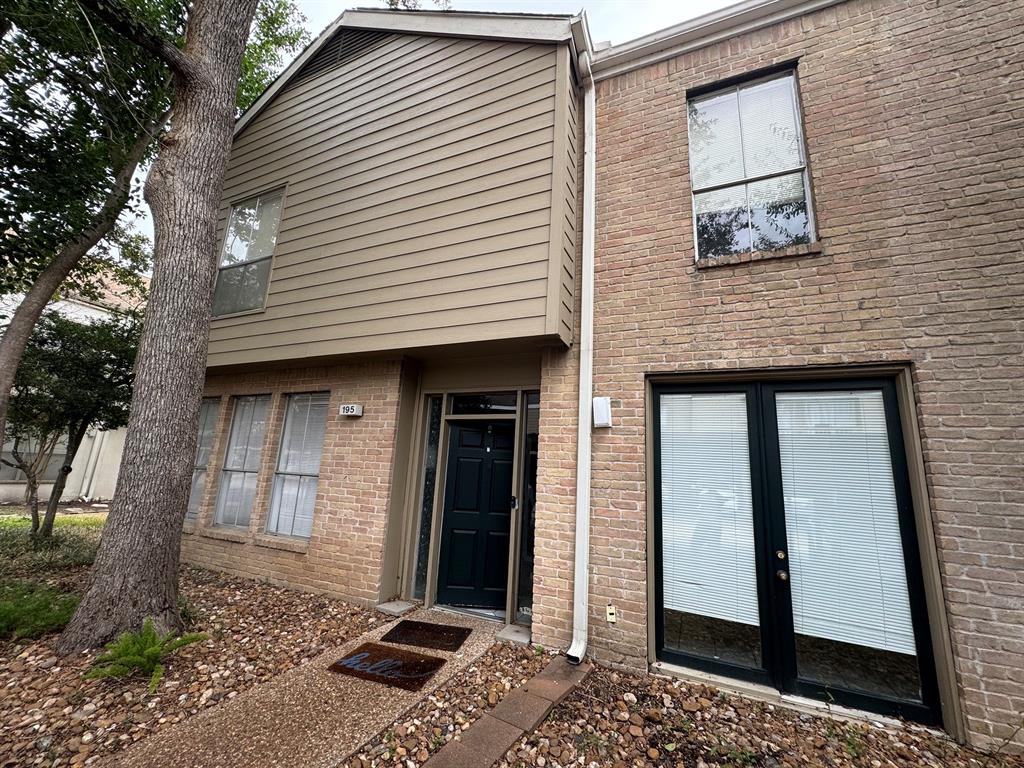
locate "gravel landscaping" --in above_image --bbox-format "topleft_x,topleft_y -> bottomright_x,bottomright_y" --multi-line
0,566 -> 379,767
345,642 -> 553,768
501,666 -> 1023,768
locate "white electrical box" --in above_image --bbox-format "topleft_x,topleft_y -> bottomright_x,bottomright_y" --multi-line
339,404 -> 363,417
593,396 -> 613,428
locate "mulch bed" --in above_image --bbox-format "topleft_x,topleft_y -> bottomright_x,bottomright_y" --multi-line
0,566 -> 379,768
345,643 -> 553,767
501,666 -> 1023,768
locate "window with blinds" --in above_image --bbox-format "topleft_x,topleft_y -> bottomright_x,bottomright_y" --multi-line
659,392 -> 760,627
687,71 -> 814,259
266,392 -> 329,538
186,398 -> 220,521
212,190 -> 284,316
214,395 -> 271,528
776,390 -> 916,655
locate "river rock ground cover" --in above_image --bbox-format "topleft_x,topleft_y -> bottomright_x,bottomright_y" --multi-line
500,666 -> 1023,768
0,519 -> 378,768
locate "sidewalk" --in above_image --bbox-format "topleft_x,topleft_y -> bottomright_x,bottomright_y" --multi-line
111,609 -> 500,768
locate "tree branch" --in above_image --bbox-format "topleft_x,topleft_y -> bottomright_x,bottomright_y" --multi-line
75,0 -> 196,79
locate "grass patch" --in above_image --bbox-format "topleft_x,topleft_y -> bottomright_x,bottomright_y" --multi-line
0,581 -> 80,640
0,513 -> 105,579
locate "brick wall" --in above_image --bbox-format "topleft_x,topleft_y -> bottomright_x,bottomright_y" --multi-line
588,0 -> 1023,749
181,359 -> 404,607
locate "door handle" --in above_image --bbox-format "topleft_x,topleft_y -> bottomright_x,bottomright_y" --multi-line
776,569 -> 789,582
510,495 -> 517,511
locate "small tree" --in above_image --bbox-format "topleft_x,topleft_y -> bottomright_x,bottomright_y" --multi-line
2,311 -> 139,538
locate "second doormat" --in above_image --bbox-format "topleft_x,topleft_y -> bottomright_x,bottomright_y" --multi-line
328,642 -> 445,691
380,619 -> 473,652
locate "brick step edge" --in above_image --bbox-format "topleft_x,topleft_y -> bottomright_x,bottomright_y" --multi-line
423,655 -> 594,768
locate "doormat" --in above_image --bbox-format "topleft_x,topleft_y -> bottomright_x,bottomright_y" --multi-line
380,620 -> 473,652
328,642 -> 445,691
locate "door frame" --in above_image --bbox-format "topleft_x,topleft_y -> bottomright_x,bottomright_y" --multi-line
645,365 -> 963,736
399,386 -> 538,624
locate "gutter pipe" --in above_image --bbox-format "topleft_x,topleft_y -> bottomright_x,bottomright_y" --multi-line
566,42 -> 596,666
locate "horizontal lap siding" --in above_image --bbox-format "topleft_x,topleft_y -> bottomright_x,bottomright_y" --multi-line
207,35 -> 566,367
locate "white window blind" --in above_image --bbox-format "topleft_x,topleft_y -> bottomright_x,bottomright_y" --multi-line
266,393 -> 328,538
186,398 -> 220,520
687,72 -> 812,259
214,395 -> 270,528
776,390 -> 916,656
212,190 -> 284,316
660,393 -> 760,627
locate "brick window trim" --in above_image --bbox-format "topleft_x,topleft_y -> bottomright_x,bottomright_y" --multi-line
695,241 -> 824,270
200,526 -> 249,544
253,532 -> 310,553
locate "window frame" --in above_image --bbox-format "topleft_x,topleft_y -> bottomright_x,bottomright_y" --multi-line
213,394 -> 272,529
265,391 -> 330,539
687,69 -> 817,261
212,187 -> 286,318
186,397 -> 221,521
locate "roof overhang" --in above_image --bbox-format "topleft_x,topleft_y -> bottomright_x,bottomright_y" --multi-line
591,0 -> 846,81
234,9 -> 583,137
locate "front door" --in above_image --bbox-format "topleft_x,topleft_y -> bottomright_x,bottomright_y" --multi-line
653,378 -> 940,724
436,421 -> 515,609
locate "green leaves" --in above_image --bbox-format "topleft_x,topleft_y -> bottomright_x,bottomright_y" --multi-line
236,0 -> 310,113
0,580 -> 80,639
85,617 -> 207,693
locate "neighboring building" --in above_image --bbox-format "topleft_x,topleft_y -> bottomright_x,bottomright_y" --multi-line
0,280 -> 144,504
183,0 -> 1023,751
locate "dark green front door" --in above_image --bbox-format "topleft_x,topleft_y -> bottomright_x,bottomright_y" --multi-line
436,421 -> 515,609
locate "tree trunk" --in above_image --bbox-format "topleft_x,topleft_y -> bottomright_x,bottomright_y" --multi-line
58,0 -> 259,653
0,109 -> 168,445
26,478 -> 40,536
40,422 -> 90,538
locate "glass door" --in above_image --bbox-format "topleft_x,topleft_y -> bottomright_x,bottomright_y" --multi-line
653,385 -> 771,683
653,379 -> 940,723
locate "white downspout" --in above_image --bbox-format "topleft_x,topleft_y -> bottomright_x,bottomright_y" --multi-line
567,46 -> 596,665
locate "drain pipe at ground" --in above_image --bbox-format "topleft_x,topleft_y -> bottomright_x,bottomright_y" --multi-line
567,46 -> 596,666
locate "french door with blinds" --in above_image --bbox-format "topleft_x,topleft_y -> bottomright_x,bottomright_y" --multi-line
652,378 -> 940,723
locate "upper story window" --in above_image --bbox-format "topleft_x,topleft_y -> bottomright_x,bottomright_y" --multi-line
687,71 -> 814,260
212,190 -> 284,316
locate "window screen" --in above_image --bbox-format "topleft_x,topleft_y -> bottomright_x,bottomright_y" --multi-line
688,72 -> 813,259
213,395 -> 270,528
212,190 -> 284,316
266,392 -> 329,538
186,397 -> 220,521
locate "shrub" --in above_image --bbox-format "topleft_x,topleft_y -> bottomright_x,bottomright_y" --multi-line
86,618 -> 207,693
0,581 -> 79,639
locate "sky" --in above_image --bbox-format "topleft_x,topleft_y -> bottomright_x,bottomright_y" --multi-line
132,0 -> 738,242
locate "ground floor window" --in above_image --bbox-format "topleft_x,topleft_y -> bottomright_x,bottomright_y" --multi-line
186,397 -> 220,520
214,394 -> 270,528
653,378 -> 939,724
266,392 -> 329,538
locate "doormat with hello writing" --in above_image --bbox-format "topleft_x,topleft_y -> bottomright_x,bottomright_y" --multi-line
328,642 -> 445,691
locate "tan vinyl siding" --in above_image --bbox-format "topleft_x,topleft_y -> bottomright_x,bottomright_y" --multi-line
208,34 -> 578,368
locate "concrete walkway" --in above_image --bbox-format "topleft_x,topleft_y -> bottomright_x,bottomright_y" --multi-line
112,609 -> 499,768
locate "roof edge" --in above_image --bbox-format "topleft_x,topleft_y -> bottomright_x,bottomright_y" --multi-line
592,0 -> 846,81
233,10 -> 579,137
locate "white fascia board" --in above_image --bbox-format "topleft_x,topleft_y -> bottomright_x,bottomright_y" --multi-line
591,0 -> 846,81
234,10 -> 576,138
341,10 -> 574,44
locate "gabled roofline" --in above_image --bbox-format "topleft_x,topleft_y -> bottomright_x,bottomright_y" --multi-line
234,9 -> 581,138
592,0 -> 846,81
